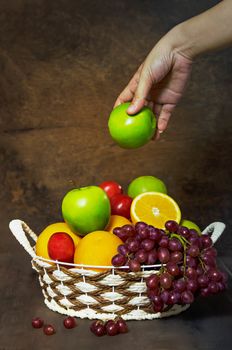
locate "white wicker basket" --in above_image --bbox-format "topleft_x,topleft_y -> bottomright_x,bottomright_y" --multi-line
9,219 -> 225,321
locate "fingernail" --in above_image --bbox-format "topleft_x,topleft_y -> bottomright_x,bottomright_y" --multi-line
127,104 -> 136,113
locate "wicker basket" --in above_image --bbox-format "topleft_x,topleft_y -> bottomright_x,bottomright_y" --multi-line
9,219 -> 225,321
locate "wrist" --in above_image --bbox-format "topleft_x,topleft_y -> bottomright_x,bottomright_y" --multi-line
166,23 -> 197,60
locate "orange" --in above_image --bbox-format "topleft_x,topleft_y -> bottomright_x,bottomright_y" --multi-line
36,222 -> 81,260
106,215 -> 131,234
130,192 -> 181,229
74,230 -> 123,272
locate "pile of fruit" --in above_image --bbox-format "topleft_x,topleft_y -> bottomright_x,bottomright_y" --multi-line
36,175 -> 173,267
34,175 -> 227,337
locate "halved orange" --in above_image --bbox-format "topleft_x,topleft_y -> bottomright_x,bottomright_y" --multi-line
130,192 -> 181,229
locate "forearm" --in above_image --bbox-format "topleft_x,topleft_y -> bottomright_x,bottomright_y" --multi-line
169,0 -> 232,59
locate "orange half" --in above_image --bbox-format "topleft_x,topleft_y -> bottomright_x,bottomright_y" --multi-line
130,192 -> 181,229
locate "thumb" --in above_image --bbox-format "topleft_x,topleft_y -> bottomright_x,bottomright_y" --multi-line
127,67 -> 154,115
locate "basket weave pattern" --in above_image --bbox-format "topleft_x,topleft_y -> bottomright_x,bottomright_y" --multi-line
9,220 -> 225,321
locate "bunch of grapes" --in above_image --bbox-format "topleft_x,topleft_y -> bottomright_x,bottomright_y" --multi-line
112,220 -> 228,313
90,317 -> 128,337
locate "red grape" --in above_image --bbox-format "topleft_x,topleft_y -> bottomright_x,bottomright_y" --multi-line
178,226 -> 190,238
146,274 -> 160,289
127,239 -> 140,253
117,244 -> 129,256
167,291 -> 181,305
63,316 -> 76,329
198,274 -> 209,288
140,239 -> 155,252
147,250 -> 158,265
148,227 -> 162,242
129,259 -> 141,272
158,247 -> 170,263
153,303 -> 164,313
201,254 -> 216,267
32,317 -> 44,329
201,235 -> 213,248
153,298 -> 164,312
112,254 -> 127,267
90,321 -> 106,337
165,220 -> 179,233
106,320 -> 119,336
166,262 -> 180,277
116,318 -> 128,333
113,227 -> 128,242
200,287 -> 210,297
147,288 -> 159,300
208,282 -> 219,294
204,247 -> 217,257
160,290 -> 170,304
158,235 -> 169,248
186,256 -> 198,268
186,267 -> 198,280
168,238 -> 182,251
188,236 -> 200,247
181,290 -> 194,304
186,279 -> 198,293
208,268 -> 222,282
187,245 -> 200,257
43,324 -> 55,336
135,249 -> 148,263
160,272 -> 173,289
139,228 -> 149,240
170,251 -> 183,263
196,265 -> 204,276
135,222 -> 147,232
173,278 -> 187,293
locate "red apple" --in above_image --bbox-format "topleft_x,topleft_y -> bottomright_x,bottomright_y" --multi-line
99,181 -> 123,199
110,194 -> 132,219
48,232 -> 75,263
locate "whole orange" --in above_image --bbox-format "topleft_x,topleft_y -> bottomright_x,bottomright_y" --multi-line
74,231 -> 123,272
36,222 -> 81,260
106,215 -> 131,234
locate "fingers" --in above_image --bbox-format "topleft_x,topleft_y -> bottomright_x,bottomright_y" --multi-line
127,68 -> 154,115
113,66 -> 143,109
153,104 -> 162,117
157,104 -> 175,132
152,103 -> 175,141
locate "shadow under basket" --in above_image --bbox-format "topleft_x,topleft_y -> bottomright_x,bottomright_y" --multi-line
9,220 -> 225,321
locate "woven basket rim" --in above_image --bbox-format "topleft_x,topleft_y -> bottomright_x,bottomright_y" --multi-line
33,254 -> 164,270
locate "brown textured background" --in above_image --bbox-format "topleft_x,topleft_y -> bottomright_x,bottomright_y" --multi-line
0,0 -> 232,349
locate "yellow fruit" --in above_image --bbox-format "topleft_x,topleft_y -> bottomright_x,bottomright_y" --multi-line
36,222 -> 81,260
130,192 -> 181,229
74,230 -> 123,272
106,215 -> 131,233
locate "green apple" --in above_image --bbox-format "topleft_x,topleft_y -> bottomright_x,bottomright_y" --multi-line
128,175 -> 167,198
180,219 -> 201,233
108,102 -> 156,149
62,186 -> 111,236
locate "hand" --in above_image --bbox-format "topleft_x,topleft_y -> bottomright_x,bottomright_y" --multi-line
114,33 -> 193,139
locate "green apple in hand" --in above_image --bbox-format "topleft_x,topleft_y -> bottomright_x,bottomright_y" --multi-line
128,175 -> 167,198
108,102 -> 156,149
62,186 -> 111,236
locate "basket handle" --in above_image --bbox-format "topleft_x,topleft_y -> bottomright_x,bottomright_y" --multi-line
201,221 -> 226,244
9,219 -> 38,258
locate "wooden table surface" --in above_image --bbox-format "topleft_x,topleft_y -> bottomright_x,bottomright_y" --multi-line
0,0 -> 232,349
